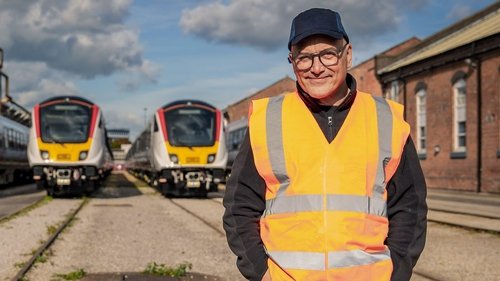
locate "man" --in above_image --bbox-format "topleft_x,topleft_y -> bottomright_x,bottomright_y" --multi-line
223,8 -> 427,281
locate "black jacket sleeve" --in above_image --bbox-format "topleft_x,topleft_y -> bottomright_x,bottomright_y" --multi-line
223,131 -> 268,281
386,137 -> 428,281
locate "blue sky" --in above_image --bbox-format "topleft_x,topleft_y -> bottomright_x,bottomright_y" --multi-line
0,0 -> 495,139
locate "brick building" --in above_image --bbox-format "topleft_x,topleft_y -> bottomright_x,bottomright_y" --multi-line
224,76 -> 296,123
377,2 -> 500,193
350,37 -> 421,97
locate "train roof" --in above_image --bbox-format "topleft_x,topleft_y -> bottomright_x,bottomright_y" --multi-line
161,100 -> 216,110
39,96 -> 95,106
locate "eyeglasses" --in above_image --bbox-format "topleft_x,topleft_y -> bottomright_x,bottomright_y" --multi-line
289,43 -> 349,71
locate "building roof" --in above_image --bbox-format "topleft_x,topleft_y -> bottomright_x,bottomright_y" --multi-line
378,2 -> 500,74
225,76 -> 295,109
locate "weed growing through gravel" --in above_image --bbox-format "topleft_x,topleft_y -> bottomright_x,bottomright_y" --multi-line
47,224 -> 58,235
143,262 -> 192,277
33,248 -> 53,266
52,268 -> 86,280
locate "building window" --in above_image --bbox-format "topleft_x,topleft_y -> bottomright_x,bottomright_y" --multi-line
387,81 -> 399,102
416,88 -> 427,154
453,78 -> 466,152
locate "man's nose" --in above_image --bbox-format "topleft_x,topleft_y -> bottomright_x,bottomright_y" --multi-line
310,56 -> 325,74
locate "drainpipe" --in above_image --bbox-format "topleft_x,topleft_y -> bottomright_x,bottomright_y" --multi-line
476,58 -> 482,193
402,78 -> 407,120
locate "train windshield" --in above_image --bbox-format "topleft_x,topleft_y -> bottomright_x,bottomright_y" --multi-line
165,107 -> 216,147
40,104 -> 91,143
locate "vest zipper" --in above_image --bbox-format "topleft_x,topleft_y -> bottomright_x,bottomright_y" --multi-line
325,116 -> 333,279
328,116 -> 333,141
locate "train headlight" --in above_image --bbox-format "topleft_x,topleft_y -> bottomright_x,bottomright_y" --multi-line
79,151 -> 88,160
169,154 -> 179,164
40,151 -> 49,160
207,154 -> 216,163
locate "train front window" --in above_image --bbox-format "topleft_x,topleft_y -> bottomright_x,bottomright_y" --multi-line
165,107 -> 215,147
40,104 -> 91,143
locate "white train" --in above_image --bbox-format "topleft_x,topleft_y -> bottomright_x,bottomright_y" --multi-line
126,100 -> 227,197
224,117 -> 248,174
0,112 -> 31,185
27,96 -> 113,196
0,48 -> 32,185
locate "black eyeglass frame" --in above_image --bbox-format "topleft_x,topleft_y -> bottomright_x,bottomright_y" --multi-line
288,42 -> 350,70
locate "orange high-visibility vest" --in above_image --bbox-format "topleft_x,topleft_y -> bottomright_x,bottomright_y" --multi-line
248,91 -> 410,281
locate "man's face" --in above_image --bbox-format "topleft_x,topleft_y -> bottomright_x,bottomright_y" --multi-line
291,35 -> 352,104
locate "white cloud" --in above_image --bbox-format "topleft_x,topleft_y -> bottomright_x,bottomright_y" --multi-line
0,0 -> 159,80
5,61 -> 81,108
447,4 -> 473,20
117,60 -> 162,92
180,0 -> 429,52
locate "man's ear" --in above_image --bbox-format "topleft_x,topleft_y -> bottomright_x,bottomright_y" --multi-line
346,44 -> 353,69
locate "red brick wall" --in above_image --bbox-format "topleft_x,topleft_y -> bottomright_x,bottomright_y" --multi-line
349,59 -> 382,96
350,38 -> 421,97
403,58 -> 499,193
481,55 -> 500,193
225,77 -> 296,122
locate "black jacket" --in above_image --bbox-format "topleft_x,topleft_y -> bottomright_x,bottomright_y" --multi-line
223,74 -> 427,281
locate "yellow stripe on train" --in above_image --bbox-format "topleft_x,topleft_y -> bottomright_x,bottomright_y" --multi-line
165,141 -> 219,165
37,138 -> 93,162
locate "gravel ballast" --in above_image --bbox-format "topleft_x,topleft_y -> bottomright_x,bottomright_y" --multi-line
25,183 -> 244,281
0,198 -> 83,280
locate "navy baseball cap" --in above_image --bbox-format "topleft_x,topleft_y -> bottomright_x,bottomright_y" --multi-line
288,8 -> 349,50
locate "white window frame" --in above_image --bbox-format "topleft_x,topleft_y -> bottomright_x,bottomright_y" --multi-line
453,78 -> 466,152
388,80 -> 399,102
416,88 -> 427,154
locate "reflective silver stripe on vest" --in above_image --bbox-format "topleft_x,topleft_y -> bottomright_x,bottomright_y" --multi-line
372,96 -> 393,198
328,194 -> 387,217
266,95 -> 290,196
267,249 -> 391,270
268,251 -> 326,271
265,194 -> 323,216
264,194 -> 387,217
328,248 -> 391,268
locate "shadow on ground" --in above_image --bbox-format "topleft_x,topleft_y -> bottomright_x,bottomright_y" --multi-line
82,272 -> 223,281
90,173 -> 143,199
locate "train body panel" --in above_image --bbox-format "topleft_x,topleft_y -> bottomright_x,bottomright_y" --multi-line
0,115 -> 31,184
127,100 -> 227,197
225,117 -> 248,173
0,49 -> 32,185
27,96 -> 113,196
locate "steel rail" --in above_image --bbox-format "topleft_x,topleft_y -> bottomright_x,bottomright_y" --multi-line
11,199 -> 87,281
168,198 -> 225,236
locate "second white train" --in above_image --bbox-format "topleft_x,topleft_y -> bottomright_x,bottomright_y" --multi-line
126,100 -> 227,197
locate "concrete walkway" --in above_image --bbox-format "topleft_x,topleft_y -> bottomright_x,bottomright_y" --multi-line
427,188 -> 500,233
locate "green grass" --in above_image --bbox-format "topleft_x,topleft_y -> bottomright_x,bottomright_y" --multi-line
143,262 -> 192,277
53,268 -> 86,280
47,224 -> 58,235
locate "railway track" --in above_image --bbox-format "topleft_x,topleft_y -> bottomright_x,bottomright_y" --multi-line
168,198 -> 225,236
10,198 -> 87,281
